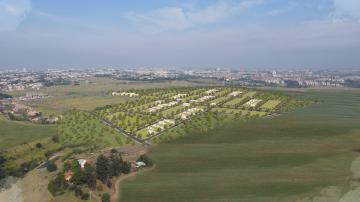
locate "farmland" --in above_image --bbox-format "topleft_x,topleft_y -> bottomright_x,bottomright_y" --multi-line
120,90 -> 360,202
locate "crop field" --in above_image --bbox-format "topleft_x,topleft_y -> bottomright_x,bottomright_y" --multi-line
95,87 -> 300,142
120,90 -> 360,202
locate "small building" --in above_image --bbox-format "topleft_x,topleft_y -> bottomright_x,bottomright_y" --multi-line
229,91 -> 242,97
135,161 -> 146,168
183,103 -> 190,107
64,170 -> 74,181
78,159 -> 88,168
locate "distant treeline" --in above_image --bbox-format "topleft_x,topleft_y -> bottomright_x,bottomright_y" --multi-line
0,93 -> 12,99
345,79 -> 360,88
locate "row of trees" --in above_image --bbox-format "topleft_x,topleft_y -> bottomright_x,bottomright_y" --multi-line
0,152 -> 6,179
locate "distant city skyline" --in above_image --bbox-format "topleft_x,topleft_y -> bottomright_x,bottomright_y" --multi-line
0,0 -> 360,69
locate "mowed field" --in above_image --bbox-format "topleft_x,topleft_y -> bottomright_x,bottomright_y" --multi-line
120,90 -> 360,202
0,117 -> 56,150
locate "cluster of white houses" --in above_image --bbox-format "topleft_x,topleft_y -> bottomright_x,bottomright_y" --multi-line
190,95 -> 215,103
172,94 -> 188,100
244,99 -> 262,107
112,91 -> 139,97
205,89 -> 218,94
229,91 -> 242,97
146,119 -> 175,134
179,107 -> 204,120
148,101 -> 178,112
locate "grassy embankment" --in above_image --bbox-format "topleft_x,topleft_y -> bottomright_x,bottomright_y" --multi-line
120,90 -> 360,202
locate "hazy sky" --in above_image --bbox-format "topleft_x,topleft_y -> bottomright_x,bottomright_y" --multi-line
0,0 -> 360,69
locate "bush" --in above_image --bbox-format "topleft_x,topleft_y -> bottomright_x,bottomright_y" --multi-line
74,186 -> 83,197
101,193 -> 110,202
52,136 -> 59,143
36,143 -> 43,148
137,154 -> 153,167
46,161 -> 58,172
81,193 -> 90,200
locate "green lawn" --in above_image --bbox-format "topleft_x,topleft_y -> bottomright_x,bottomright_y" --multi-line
260,100 -> 282,110
120,90 -> 360,202
209,96 -> 230,105
0,116 -> 57,150
223,97 -> 247,107
161,105 -> 186,116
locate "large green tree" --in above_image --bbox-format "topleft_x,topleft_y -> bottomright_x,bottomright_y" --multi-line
96,155 -> 110,183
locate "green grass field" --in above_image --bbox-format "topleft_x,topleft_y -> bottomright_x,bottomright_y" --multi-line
224,97 -> 247,106
0,117 -> 57,150
120,90 -> 360,202
209,96 -> 230,105
260,99 -> 282,110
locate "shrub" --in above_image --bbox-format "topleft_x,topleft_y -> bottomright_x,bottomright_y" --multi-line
137,154 -> 153,167
81,193 -> 90,200
74,186 -> 83,197
36,143 -> 43,148
46,161 -> 58,172
101,193 -> 110,202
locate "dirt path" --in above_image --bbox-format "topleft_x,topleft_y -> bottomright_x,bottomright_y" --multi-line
111,166 -> 155,202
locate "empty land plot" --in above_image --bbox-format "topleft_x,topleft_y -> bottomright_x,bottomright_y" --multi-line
149,91 -> 177,99
224,96 -> 247,107
131,101 -> 160,112
261,100 -> 282,110
213,89 -> 233,97
161,105 -> 187,116
58,95 -> 131,110
212,108 -> 268,117
209,96 -> 231,105
242,91 -> 257,98
136,128 -> 151,139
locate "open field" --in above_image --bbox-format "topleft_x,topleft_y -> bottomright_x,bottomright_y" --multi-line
0,116 -> 56,150
120,90 -> 360,202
